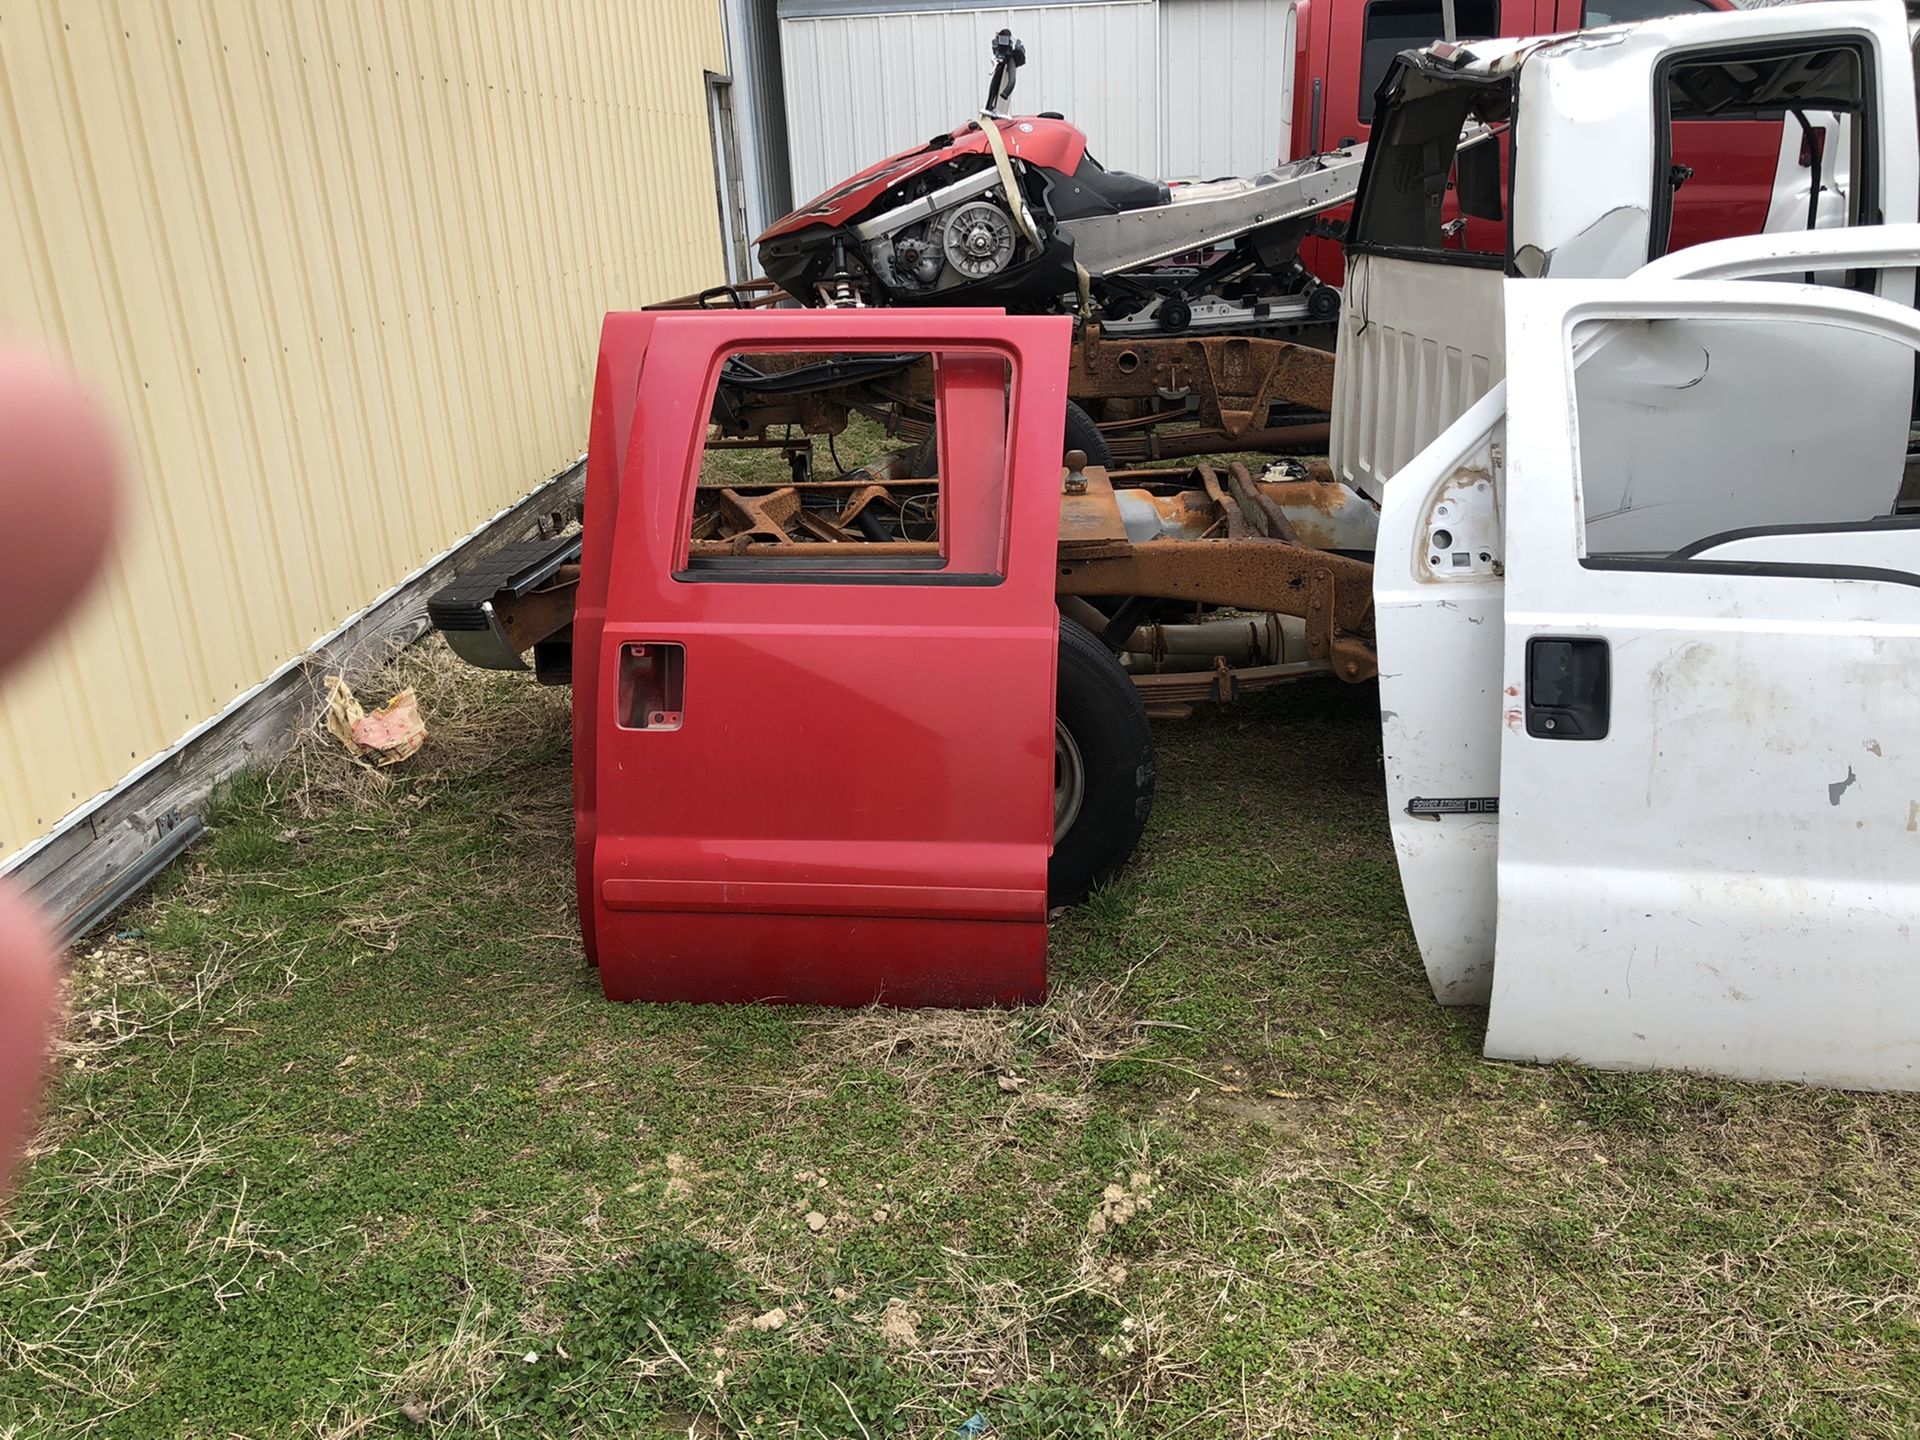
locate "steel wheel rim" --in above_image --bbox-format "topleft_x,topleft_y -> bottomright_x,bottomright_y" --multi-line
1053,718 -> 1086,843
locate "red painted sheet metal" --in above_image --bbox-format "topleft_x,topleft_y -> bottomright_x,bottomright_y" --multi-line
576,309 -> 1071,1006
757,118 -> 1087,242
573,311 -> 659,968
601,879 -> 1038,921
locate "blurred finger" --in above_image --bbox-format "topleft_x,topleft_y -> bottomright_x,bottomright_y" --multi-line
0,348 -> 121,677
0,891 -> 59,1196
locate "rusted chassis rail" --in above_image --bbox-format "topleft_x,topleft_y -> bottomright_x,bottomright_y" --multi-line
1067,327 -> 1334,462
478,551 -> 1377,696
475,462 -> 1378,698
1053,460 -> 1376,690
1057,544 -> 1375,682
649,285 -> 1335,463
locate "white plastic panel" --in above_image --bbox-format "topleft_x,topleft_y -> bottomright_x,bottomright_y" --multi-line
1373,389 -> 1510,1006
1329,253 -> 1505,501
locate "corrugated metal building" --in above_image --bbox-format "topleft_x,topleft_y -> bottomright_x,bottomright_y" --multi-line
776,0 -> 1298,208
0,1 -> 729,860
720,0 -> 796,259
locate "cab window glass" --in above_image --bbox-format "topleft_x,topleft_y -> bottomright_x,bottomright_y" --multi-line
1358,0 -> 1498,123
1580,0 -> 1714,28
1655,43 -> 1870,263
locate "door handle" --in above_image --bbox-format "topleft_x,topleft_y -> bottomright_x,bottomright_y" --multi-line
1526,636 -> 1609,740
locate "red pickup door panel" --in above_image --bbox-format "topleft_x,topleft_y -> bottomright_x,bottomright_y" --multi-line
575,310 -> 1071,1006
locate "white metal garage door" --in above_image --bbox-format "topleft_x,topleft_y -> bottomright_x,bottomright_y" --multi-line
775,0 -> 1297,214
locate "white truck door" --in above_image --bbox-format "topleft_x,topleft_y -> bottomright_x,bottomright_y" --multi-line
1374,389 -> 1510,1005
1489,277 -> 1920,1090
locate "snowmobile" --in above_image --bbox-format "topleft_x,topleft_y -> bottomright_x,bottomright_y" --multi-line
755,30 -> 1360,335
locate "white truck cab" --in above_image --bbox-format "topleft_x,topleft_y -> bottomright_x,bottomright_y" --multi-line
1377,222 -> 1920,1090
1332,0 -> 1919,501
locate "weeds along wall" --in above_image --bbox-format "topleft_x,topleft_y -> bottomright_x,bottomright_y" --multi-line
0,0 -> 728,856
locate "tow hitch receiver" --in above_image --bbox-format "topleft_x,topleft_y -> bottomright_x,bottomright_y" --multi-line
576,310 -> 1071,1005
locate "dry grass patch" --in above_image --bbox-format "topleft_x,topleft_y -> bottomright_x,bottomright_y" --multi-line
4,643 -> 1920,1438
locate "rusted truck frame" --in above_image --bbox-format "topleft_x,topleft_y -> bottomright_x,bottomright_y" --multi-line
436,451 -> 1378,731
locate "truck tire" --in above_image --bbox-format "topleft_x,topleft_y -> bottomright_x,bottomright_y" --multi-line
1051,616 -> 1155,907
1059,401 -> 1114,469
911,399 -> 1112,477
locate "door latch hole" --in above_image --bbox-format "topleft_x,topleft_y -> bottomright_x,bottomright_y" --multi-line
619,643 -> 686,730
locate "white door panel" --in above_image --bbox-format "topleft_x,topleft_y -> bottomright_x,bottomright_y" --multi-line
1490,608 -> 1920,1087
1330,253 -> 1504,501
1375,389 -> 1510,1005
1573,314 -> 1911,557
1763,112 -> 1852,238
1491,279 -> 1920,1090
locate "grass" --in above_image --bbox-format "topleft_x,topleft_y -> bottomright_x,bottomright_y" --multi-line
4,640 -> 1920,1438
699,410 -> 913,489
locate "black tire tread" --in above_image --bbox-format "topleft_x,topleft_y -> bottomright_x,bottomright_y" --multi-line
911,399 -> 1112,477
1049,616 -> 1155,906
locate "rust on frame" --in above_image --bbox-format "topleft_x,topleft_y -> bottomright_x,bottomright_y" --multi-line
1068,326 -> 1336,438
1055,538 -> 1378,682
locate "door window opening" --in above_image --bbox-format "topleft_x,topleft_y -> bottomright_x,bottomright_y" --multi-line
1654,43 -> 1873,266
1571,313 -> 1920,573
1358,0 -> 1499,124
1348,72 -> 1512,260
681,348 -> 1014,581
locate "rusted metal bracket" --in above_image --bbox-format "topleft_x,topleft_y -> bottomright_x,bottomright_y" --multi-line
1225,461 -> 1301,545
1068,326 -> 1335,434
719,486 -> 802,547
1055,538 -> 1377,682
1131,656 -> 1334,718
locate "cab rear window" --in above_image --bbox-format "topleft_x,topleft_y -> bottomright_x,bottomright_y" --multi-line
1359,0 -> 1498,123
1347,72 -> 1512,261
1580,0 -> 1715,28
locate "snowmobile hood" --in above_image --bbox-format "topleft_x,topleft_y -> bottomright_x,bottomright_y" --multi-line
757,115 -> 1088,244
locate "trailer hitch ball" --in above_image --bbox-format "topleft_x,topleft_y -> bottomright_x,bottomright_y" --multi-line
1063,449 -> 1089,495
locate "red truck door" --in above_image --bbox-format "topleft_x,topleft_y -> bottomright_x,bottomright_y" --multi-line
575,310 -> 1070,1007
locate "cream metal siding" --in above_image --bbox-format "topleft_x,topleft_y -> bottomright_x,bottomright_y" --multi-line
0,0 -> 727,856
